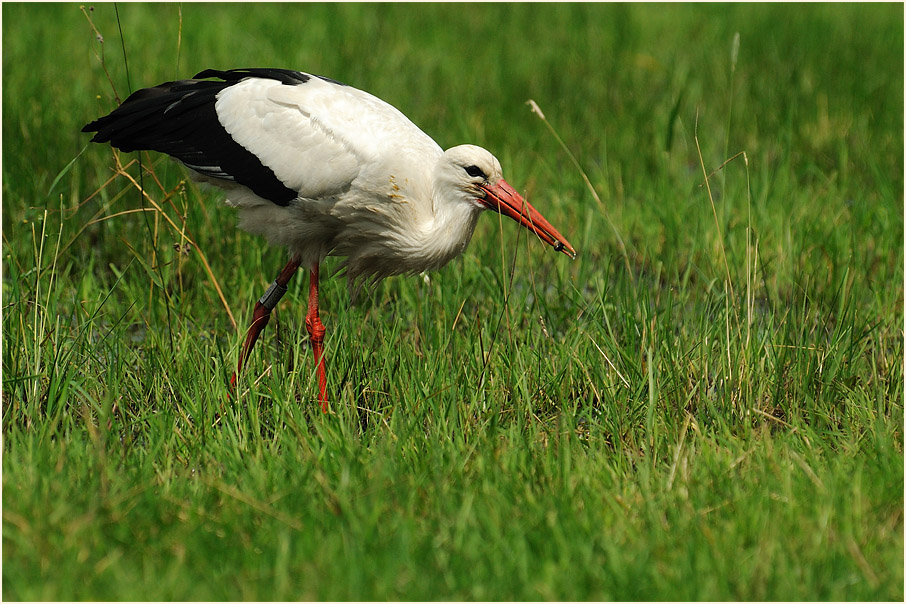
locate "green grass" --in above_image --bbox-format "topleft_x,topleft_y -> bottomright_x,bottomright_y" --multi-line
3,2 -> 903,600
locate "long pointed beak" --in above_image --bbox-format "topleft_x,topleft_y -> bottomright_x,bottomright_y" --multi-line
479,178 -> 576,258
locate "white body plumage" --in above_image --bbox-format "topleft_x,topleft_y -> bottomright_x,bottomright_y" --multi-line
214,76 -> 489,283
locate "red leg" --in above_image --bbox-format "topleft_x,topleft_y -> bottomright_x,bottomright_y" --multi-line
231,257 -> 301,387
306,263 -> 329,412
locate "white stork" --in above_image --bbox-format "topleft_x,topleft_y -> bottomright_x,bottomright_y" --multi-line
83,68 -> 576,411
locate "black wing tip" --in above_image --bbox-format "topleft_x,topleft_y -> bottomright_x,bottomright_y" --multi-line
82,117 -> 114,142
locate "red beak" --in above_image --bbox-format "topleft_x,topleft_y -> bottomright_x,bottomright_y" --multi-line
479,179 -> 576,258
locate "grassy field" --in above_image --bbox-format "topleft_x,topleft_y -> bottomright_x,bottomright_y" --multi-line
2,2 -> 903,600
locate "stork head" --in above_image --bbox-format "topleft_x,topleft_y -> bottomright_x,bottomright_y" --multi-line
438,145 -> 576,258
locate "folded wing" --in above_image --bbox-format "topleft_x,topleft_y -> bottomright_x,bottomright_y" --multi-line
82,68 -> 442,207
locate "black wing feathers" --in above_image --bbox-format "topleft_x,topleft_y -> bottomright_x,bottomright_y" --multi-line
193,68 -> 312,86
192,68 -> 346,87
82,69 -> 311,206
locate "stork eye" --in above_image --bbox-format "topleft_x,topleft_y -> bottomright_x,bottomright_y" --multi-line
464,165 -> 486,179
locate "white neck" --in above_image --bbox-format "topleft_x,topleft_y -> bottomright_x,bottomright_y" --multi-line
412,189 -> 483,271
